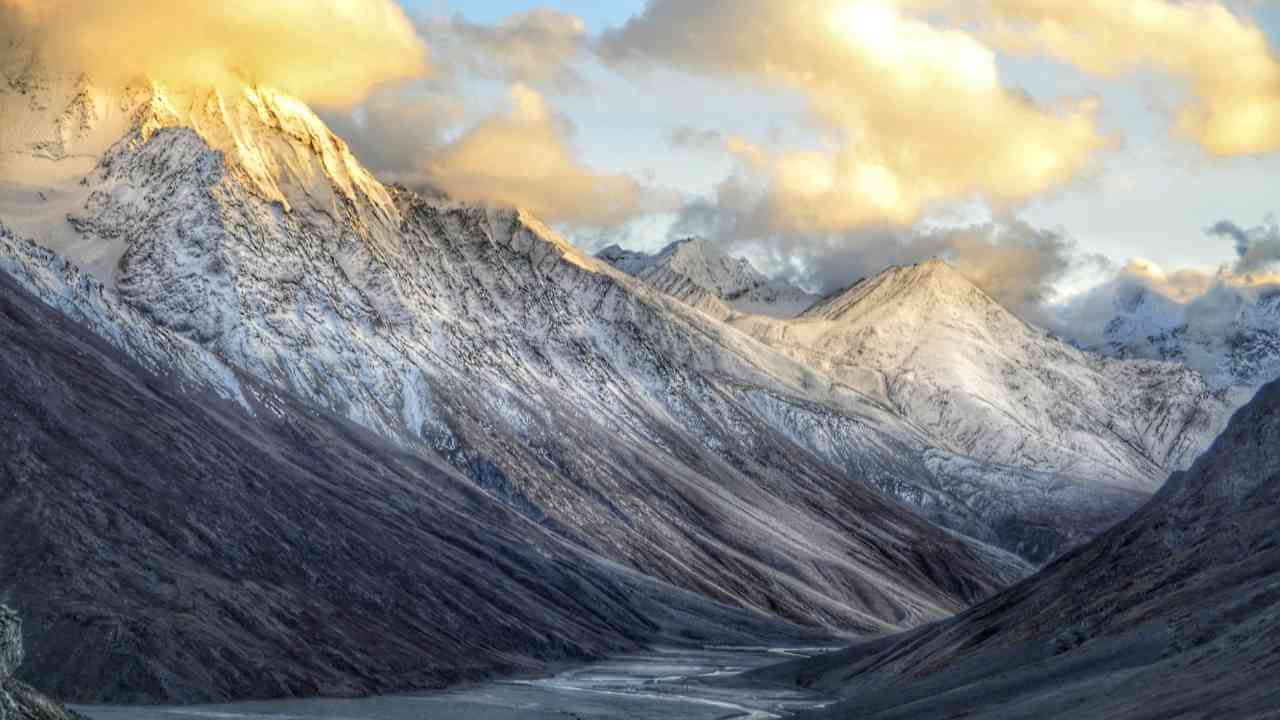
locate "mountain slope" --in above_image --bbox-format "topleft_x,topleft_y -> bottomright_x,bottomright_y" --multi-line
0,68 -> 1031,660
753,378 -> 1280,719
730,259 -> 1237,493
599,251 -> 1229,560
597,238 -> 820,319
0,266 -> 832,704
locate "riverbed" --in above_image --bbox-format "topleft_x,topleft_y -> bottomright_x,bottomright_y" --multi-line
75,646 -> 838,720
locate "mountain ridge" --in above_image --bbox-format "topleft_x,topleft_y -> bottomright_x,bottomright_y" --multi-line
731,258 -> 1238,493
597,237 -> 821,319
607,252 -> 1240,561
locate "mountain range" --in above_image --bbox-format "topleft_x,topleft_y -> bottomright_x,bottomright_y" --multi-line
601,239 -> 1246,561
1,57 -> 1275,717
0,65 -> 1039,704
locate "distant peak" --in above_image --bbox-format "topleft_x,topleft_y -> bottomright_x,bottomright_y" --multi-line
595,244 -> 635,259
656,236 -> 711,257
801,256 -> 1001,323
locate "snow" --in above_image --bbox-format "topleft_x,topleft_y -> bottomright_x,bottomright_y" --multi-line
727,259 -> 1237,493
1082,278 -> 1280,392
597,238 -> 821,320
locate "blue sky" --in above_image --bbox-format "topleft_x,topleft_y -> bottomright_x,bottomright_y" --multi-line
386,1 -> 1280,284
408,0 -> 644,31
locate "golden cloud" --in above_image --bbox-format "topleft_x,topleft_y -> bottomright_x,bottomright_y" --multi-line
424,85 -> 669,228
424,8 -> 588,87
602,0 -> 1106,231
984,0 -> 1280,156
2,0 -> 429,107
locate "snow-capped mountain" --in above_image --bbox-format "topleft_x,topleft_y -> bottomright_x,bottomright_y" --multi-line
597,238 -> 821,319
726,259 -> 1239,493
1083,277 -> 1280,391
0,63 -> 1038,663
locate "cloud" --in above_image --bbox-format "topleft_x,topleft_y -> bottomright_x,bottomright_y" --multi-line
310,9 -> 665,229
673,183 -> 1088,322
1207,217 -> 1280,276
600,0 -> 1106,231
1051,231 -> 1280,350
1,0 -> 428,107
320,89 -> 466,190
984,0 -> 1280,156
423,85 -> 673,228
423,9 -> 588,89
667,127 -> 727,150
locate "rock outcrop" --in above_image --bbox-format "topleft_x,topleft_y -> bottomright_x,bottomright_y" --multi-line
0,607 -> 80,720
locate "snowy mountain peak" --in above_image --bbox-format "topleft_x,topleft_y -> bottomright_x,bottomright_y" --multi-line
596,237 -> 820,319
1,59 -> 396,214
654,236 -> 769,296
146,83 -> 397,218
1,64 -> 406,286
800,258 -> 1025,341
726,257 -> 1235,493
1088,276 -> 1280,390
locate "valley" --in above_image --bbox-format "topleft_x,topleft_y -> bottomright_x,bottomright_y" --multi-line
3,7 -> 1280,718
75,647 -> 838,720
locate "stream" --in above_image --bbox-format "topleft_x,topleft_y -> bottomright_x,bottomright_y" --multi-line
75,646 -> 837,720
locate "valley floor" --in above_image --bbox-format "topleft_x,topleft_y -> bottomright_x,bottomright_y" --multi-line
72,647 -> 838,720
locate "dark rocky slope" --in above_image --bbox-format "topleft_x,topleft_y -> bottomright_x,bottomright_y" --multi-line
750,378 -> 1280,719
0,607 -> 80,720
0,270 -> 827,705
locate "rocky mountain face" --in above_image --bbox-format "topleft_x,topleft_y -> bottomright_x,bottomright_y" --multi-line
0,607 -> 80,720
751,378 -> 1280,719
0,69 -> 1052,704
597,238 -> 821,319
1088,278 -> 1280,392
0,267 -> 829,704
740,260 -> 1238,493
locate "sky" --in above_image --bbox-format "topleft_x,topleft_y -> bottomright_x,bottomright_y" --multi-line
7,0 -> 1280,331
385,0 -> 1280,309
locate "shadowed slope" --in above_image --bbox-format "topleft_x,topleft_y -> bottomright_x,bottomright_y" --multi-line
755,378 -> 1280,719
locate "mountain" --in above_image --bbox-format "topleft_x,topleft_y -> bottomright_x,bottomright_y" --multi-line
597,238 -> 821,318
732,259 -> 1238,493
0,66 -> 1044,704
602,253 -> 1236,560
1084,276 -> 1280,391
754,376 -> 1280,719
0,264 -> 832,704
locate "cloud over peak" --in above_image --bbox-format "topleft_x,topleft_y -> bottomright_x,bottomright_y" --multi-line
1208,217 -> 1280,277
424,85 -> 672,228
1,0 -> 429,107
